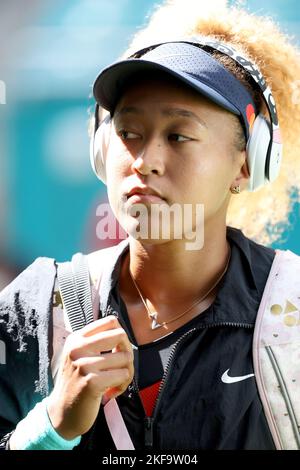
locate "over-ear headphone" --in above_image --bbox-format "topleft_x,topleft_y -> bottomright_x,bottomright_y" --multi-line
90,111 -> 111,183
90,37 -> 282,192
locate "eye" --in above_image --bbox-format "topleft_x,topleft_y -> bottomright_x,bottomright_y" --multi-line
118,130 -> 140,140
168,134 -> 191,142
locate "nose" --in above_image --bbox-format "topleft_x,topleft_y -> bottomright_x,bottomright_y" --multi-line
131,137 -> 166,177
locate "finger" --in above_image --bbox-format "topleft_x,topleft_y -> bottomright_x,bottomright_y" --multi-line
88,368 -> 130,395
87,328 -> 132,354
103,386 -> 127,403
81,315 -> 121,338
73,351 -> 133,375
76,328 -> 132,357
112,344 -> 135,381
103,368 -> 134,401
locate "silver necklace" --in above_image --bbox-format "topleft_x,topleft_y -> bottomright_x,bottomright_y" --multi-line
129,247 -> 231,330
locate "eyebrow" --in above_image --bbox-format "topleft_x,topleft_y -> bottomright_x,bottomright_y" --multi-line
114,106 -> 207,127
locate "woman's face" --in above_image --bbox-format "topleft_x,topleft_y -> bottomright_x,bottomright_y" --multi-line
105,76 -> 248,244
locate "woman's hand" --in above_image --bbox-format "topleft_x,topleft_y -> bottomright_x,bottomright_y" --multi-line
47,315 -> 134,440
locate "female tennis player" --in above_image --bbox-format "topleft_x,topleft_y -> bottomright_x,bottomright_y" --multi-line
1,0 -> 300,450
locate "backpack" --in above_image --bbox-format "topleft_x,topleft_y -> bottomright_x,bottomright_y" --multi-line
57,248 -> 300,450
252,249 -> 300,449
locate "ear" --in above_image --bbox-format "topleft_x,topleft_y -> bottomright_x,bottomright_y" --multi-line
231,151 -> 250,191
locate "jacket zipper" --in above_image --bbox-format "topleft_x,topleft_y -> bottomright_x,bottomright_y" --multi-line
132,321 -> 253,449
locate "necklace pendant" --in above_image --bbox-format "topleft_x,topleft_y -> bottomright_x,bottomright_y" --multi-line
149,313 -> 162,330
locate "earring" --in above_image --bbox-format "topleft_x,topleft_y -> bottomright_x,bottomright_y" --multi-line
230,185 -> 241,194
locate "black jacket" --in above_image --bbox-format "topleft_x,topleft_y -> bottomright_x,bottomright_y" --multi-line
78,227 -> 276,450
0,227 -> 276,450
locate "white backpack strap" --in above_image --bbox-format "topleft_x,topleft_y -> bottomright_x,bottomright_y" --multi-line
57,253 -> 94,331
103,398 -> 135,450
58,247 -> 135,451
253,249 -> 300,450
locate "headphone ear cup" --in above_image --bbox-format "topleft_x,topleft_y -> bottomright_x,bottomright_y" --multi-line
246,115 -> 271,192
89,114 -> 111,183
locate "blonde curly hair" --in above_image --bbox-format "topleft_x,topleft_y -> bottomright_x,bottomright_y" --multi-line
92,0 -> 300,246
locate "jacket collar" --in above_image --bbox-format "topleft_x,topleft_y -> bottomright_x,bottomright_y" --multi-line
98,227 -> 275,326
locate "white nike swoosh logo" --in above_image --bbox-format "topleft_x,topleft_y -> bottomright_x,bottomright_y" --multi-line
221,368 -> 255,384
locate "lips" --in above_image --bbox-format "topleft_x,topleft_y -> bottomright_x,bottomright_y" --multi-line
126,186 -> 165,201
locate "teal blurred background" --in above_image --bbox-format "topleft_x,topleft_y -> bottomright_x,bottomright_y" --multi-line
0,0 -> 299,287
